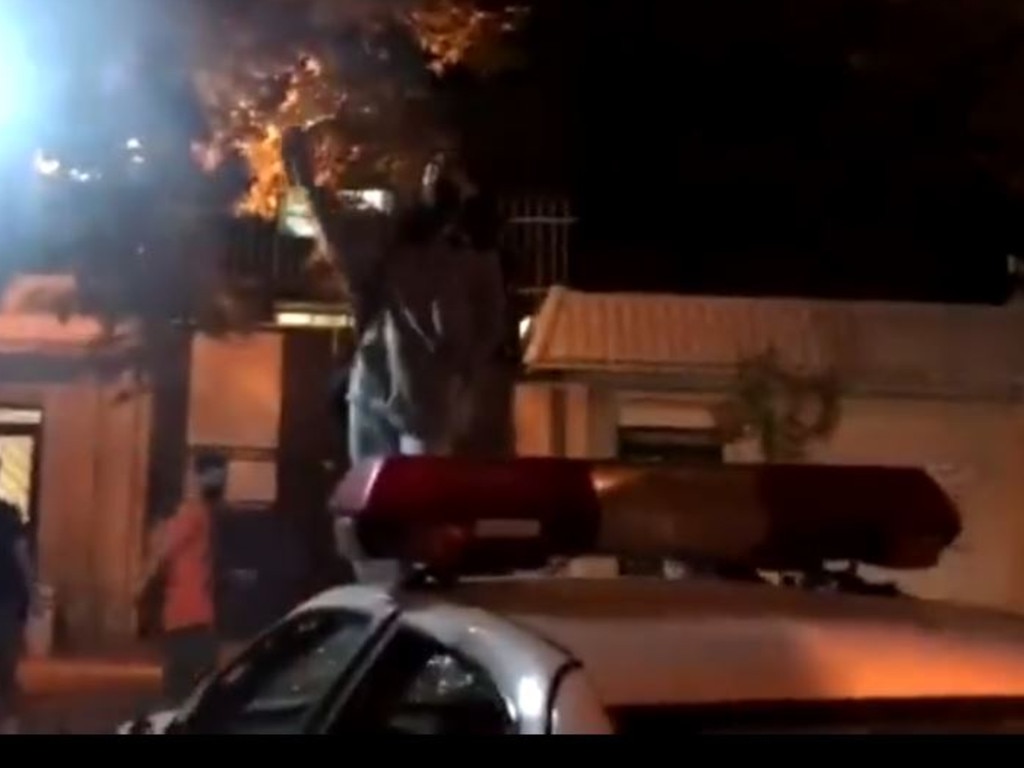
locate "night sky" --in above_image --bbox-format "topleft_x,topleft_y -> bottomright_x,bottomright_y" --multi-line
455,0 -> 1024,304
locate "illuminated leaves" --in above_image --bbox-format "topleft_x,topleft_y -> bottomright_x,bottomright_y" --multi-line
188,0 -> 528,218
407,1 -> 530,74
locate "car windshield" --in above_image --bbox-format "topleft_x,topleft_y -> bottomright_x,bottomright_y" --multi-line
609,697 -> 1024,734
181,609 -> 372,734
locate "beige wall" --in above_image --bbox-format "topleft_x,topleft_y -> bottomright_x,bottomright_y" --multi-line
515,381 -> 1024,615
188,332 -> 283,451
515,384 -> 724,460
188,332 -> 283,506
514,384 -> 557,456
806,399 -> 1024,613
0,375 -> 151,647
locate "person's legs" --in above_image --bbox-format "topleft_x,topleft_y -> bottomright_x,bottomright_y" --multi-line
452,367 -> 514,458
163,626 -> 219,705
399,434 -> 453,457
348,401 -> 401,462
162,630 -> 187,704
0,603 -> 23,733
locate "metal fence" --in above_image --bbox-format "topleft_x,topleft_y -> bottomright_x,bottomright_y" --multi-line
222,195 -> 576,301
499,196 -> 576,293
222,218 -> 312,300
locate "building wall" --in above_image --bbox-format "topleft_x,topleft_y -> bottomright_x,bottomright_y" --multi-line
188,332 -> 283,454
0,375 -> 151,649
806,399 -> 1024,613
187,330 -> 284,506
515,384 -> 558,456
185,329 -> 349,630
513,380 -> 1024,615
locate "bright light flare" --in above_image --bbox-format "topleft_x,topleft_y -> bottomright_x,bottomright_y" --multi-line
32,149 -> 59,176
0,26 -> 38,133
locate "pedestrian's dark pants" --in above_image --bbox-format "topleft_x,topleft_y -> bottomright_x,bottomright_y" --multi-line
162,625 -> 218,704
0,602 -> 23,721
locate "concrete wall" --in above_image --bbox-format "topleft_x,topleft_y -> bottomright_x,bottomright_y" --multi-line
0,376 -> 151,648
187,332 -> 283,505
188,332 -> 283,452
514,384 -> 558,457
513,381 -> 1024,615
806,400 -> 1024,613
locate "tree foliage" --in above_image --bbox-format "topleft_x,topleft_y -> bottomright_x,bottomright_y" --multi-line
714,348 -> 842,463
4,0 -> 527,378
188,0 -> 528,217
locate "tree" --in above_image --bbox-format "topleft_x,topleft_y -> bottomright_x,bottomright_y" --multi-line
4,0 -> 528,378
188,0 -> 528,216
713,348 -> 842,463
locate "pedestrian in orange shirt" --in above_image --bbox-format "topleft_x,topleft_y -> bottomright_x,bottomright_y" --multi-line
138,452 -> 224,703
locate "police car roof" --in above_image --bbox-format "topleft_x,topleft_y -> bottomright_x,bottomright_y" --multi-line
304,576 -> 1024,707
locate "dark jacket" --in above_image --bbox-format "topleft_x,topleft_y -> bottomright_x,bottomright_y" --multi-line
286,134 -> 506,446
0,502 -> 28,616
349,239 -> 504,441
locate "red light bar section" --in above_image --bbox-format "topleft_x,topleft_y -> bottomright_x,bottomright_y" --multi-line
331,457 -> 602,572
330,458 -> 962,574
594,463 -> 962,570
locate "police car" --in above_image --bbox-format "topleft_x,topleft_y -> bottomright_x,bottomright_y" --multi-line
123,457 -> 1024,734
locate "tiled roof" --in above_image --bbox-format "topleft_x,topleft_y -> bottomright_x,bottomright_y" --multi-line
0,275 -> 139,355
0,315 -> 138,355
524,287 -> 1024,398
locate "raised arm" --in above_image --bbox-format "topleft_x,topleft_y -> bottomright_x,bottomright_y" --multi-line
281,127 -> 331,222
280,127 -> 386,308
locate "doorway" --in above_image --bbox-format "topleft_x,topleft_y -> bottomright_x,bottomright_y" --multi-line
0,407 -> 43,544
617,426 -> 724,465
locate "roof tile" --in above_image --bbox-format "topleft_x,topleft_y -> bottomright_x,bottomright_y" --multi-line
524,287 -> 1024,398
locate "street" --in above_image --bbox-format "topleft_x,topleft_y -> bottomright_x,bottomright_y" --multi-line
19,658 -> 162,734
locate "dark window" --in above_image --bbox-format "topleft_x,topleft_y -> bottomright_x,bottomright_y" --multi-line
184,609 -> 372,734
332,627 -> 516,735
609,698 -> 1024,734
617,427 -> 723,464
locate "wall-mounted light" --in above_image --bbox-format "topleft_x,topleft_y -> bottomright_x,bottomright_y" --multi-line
274,310 -> 353,330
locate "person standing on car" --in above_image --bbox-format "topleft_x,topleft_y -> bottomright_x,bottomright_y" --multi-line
0,466 -> 37,735
282,130 -> 504,462
139,452 -> 224,703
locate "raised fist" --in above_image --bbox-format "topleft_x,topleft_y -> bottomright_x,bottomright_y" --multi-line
282,127 -> 316,189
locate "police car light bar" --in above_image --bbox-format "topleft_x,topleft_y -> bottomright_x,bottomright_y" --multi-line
331,457 -> 600,578
328,457 -> 962,580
